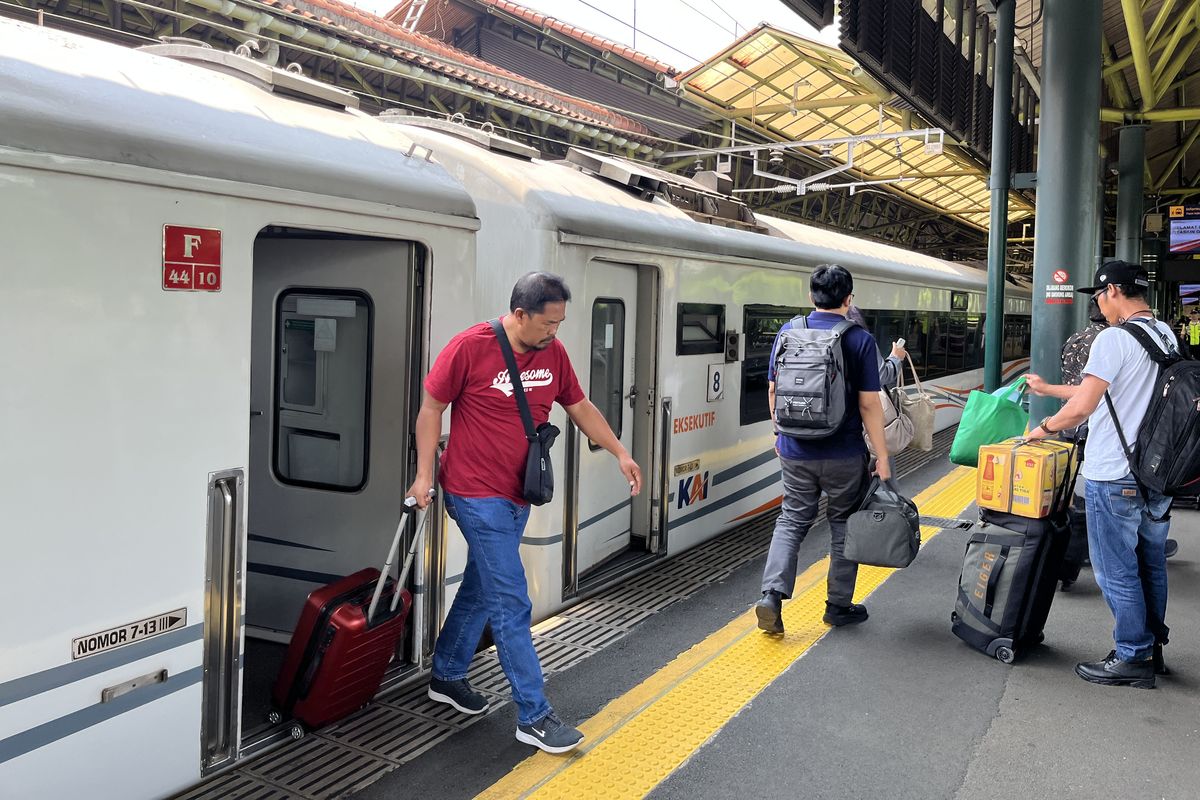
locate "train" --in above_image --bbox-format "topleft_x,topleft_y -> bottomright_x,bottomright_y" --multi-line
0,18 -> 1031,799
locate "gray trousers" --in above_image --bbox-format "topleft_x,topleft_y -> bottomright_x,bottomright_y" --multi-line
761,455 -> 870,606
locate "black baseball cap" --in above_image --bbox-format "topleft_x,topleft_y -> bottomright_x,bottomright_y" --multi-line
1077,259 -> 1150,294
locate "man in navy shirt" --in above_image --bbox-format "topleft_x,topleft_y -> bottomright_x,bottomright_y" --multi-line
755,265 -> 890,633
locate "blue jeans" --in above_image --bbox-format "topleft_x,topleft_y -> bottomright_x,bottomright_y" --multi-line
1084,474 -> 1171,662
432,493 -> 550,726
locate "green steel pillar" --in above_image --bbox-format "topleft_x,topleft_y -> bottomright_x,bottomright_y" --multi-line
984,0 -> 1014,393
1029,0 -> 1101,422
1116,125 -> 1147,264
1077,156 -> 1106,331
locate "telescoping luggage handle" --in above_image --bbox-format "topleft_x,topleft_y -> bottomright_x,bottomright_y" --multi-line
366,491 -> 434,625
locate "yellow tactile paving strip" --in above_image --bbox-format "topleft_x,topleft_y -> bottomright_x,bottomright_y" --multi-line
479,467 -> 978,800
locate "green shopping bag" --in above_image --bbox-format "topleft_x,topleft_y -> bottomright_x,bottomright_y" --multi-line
949,377 -> 1030,467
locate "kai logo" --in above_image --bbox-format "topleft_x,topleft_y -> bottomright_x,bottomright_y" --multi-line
678,471 -> 710,509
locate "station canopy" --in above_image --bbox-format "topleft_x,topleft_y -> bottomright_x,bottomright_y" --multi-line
679,25 -> 1034,232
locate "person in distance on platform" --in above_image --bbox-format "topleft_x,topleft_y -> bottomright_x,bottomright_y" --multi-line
1025,260 -> 1175,689
406,272 -> 642,754
755,265 -> 891,635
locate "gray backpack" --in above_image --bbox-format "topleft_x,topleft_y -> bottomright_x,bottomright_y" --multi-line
773,316 -> 858,439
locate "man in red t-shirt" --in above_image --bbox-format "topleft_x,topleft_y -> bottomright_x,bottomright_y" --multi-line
405,272 -> 641,754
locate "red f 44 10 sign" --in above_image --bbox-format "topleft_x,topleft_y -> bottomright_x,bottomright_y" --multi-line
163,225 -> 222,292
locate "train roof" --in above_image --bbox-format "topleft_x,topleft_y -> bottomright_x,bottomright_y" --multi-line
393,120 -> 1011,294
0,19 -> 476,221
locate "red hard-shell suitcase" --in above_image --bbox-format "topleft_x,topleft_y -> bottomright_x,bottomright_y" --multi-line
272,497 -> 428,729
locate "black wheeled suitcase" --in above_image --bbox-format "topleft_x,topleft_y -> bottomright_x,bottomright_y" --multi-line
951,507 -> 1072,663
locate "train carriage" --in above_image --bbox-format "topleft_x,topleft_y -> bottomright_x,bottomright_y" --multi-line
0,19 -> 1031,799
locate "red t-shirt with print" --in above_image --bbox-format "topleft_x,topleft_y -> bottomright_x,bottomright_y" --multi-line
425,318 -> 585,505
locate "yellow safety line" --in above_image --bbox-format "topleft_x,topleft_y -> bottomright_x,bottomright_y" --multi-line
479,467 -> 977,800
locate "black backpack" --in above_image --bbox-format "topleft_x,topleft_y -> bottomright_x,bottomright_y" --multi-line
772,316 -> 858,439
1104,318 -> 1200,501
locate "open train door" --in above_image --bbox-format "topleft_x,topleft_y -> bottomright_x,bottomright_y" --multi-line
567,262 -> 659,592
232,229 -> 424,748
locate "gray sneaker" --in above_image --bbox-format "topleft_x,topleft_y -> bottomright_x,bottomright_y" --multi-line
515,712 -> 584,754
428,676 -> 490,715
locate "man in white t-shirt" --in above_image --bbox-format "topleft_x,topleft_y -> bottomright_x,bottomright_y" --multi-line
1025,260 -> 1175,689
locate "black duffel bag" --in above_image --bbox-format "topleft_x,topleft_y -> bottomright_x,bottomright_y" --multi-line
845,477 -> 921,568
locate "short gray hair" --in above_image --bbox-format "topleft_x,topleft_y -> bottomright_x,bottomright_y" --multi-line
510,271 -> 572,314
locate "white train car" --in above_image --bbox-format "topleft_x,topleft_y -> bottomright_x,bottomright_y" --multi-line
0,20 -> 1031,799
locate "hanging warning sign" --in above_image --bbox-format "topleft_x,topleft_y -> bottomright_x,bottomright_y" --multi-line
1045,269 -> 1074,304
72,608 -> 188,660
163,225 -> 222,292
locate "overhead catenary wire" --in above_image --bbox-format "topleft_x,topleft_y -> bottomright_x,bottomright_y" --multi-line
701,0 -> 744,36
669,0 -> 737,38
571,0 -> 708,66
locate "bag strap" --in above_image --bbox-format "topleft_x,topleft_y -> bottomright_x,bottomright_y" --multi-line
1103,391 -> 1168,523
905,355 -> 925,394
999,376 -> 1028,403
490,318 -> 536,442
1119,317 -> 1180,366
830,318 -> 858,338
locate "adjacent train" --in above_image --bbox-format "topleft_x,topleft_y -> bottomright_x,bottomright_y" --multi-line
0,19 -> 1032,799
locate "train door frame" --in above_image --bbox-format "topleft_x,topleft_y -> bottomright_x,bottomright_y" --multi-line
562,261 -> 660,598
200,226 -> 431,767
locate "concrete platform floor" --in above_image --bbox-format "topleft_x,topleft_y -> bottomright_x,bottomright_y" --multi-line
351,459 -> 1200,799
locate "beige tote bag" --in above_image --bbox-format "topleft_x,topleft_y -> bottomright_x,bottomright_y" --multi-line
899,358 -> 936,452
866,384 -> 915,457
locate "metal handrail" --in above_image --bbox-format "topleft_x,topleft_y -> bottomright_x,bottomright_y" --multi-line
561,420 -> 582,598
652,397 -> 672,553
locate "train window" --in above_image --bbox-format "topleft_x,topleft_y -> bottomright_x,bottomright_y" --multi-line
741,304 -> 804,426
1003,315 -> 1032,361
951,291 -> 970,312
945,313 -> 969,373
589,299 -> 626,446
677,303 -> 725,356
274,290 -> 372,491
968,313 -> 985,369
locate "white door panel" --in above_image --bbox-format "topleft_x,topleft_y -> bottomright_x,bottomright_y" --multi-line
576,264 -> 639,573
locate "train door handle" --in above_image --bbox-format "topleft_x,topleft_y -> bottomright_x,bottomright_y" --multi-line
626,385 -> 638,409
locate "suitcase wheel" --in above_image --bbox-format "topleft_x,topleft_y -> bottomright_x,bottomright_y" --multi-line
290,724 -> 305,741
995,645 -> 1015,664
267,710 -> 282,725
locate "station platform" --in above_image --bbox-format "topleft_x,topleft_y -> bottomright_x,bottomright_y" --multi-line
179,450 -> 1200,800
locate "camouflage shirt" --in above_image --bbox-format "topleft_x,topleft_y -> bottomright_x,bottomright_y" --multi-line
1060,322 -> 1108,386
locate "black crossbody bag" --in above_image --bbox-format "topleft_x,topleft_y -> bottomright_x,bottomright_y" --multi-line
490,319 -> 560,506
